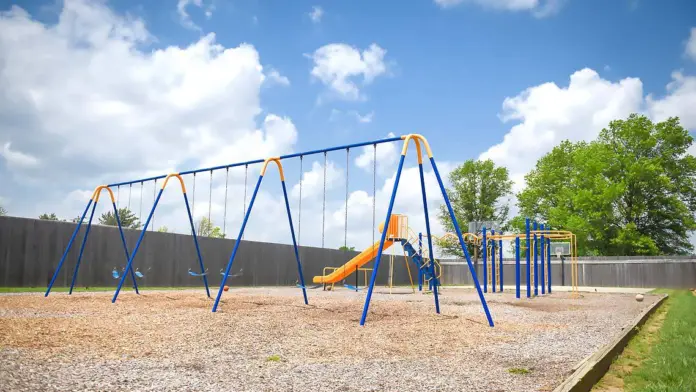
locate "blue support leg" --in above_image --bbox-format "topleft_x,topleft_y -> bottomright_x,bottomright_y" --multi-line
533,221 -> 538,296
430,157 -> 494,327
69,200 -> 99,294
112,189 -> 164,303
360,155 -> 406,326
491,229 -> 496,293
482,227 -> 487,293
526,218 -> 531,298
112,201 -> 139,294
499,238 -> 503,292
417,162 -> 439,314
540,223 -> 545,295
212,175 -> 264,312
45,199 -> 93,296
547,238 -> 552,293
183,193 -> 210,298
515,236 -> 520,299
281,181 -> 308,305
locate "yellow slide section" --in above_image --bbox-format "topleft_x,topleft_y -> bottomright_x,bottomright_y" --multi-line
313,240 -> 395,284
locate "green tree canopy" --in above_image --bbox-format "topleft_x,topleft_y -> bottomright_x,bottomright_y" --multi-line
338,245 -> 356,251
0,205 -> 6,216
437,159 -> 513,258
39,213 -> 60,221
98,208 -> 142,229
157,226 -> 169,233
517,114 -> 696,256
196,217 -> 225,238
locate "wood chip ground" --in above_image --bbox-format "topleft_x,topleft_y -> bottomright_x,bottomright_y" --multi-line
0,287 -> 659,391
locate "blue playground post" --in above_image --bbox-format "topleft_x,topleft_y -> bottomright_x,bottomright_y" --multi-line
417,161 -> 440,313
418,232 -> 423,291
360,154 -> 407,325
482,227 -> 487,293
515,236 -> 520,299
540,223 -> 545,295
499,238 -> 503,292
183,192 -> 210,298
46,199 -> 93,296
113,174 -> 209,303
430,155 -> 493,326
526,218 -> 531,298
213,159 -> 308,312
68,200 -> 98,294
547,238 -> 552,293
533,221 -> 538,296
491,229 -> 496,293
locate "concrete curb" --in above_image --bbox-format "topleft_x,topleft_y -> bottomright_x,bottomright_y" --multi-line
552,293 -> 669,392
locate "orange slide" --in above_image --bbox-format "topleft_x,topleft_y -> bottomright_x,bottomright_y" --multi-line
312,240 -> 396,284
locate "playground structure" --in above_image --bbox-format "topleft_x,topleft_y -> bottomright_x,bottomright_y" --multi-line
44,134 -> 494,327
311,214 -> 437,294
435,219 -> 578,297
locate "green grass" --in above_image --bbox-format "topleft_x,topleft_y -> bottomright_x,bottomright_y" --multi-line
508,367 -> 530,375
0,286 -> 199,293
594,289 -> 696,391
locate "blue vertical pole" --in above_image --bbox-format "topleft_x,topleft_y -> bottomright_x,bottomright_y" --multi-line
547,238 -> 552,294
430,156 -> 493,327
482,227 -> 487,293
68,200 -> 99,294
526,218 -> 531,298
533,221 -> 538,296
417,161 -> 439,314
360,155 -> 406,325
491,229 -> 496,293
281,181 -> 309,305
183,192 -> 210,298
515,236 -> 520,299
540,223 -> 545,295
112,201 -> 139,294
213,175 -> 264,312
418,232 -> 423,292
45,200 -> 93,296
112,188 -> 164,303
499,238 -> 503,292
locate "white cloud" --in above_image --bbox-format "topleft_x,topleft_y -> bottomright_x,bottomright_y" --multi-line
355,132 -> 399,175
291,160 -> 342,200
328,109 -> 374,124
686,27 -> 696,62
309,43 -> 388,101
308,6 -> 323,23
1,142 -> 40,168
353,111 -> 374,123
480,68 -> 644,187
434,0 -> 565,17
177,0 -> 214,31
647,71 -> 696,129
266,68 -> 290,86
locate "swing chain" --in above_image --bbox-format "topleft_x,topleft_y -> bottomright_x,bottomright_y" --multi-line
372,144 -> 377,246
208,169 -> 213,225
322,151 -> 327,248
192,172 -> 197,217
298,155 -> 303,247
223,168 -> 229,236
344,148 -> 349,249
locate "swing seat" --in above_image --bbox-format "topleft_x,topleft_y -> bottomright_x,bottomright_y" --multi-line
135,270 -> 145,278
111,269 -> 120,279
188,268 -> 208,277
342,284 -> 362,291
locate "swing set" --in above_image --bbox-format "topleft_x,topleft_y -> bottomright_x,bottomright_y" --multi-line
44,134 -> 494,327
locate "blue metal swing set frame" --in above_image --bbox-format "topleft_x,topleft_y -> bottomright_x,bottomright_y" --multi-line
45,134 -> 494,327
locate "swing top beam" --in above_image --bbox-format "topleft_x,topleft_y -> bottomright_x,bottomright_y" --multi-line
107,136 -> 403,188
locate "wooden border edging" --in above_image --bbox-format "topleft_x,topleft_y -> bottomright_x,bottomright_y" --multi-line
552,294 -> 669,392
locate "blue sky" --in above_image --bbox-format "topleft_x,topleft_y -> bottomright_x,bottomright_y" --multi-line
1,0 -> 695,251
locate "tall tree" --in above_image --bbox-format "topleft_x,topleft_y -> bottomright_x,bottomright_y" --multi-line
196,217 -> 225,238
98,208 -> 142,229
0,205 -> 6,216
157,226 -> 169,233
518,114 -> 696,256
437,159 -> 513,258
39,213 -> 60,221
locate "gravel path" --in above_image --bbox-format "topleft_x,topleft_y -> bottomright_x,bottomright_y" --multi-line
0,287 -> 659,391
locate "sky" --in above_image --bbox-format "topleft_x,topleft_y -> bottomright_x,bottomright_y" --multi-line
1,0 -> 695,256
